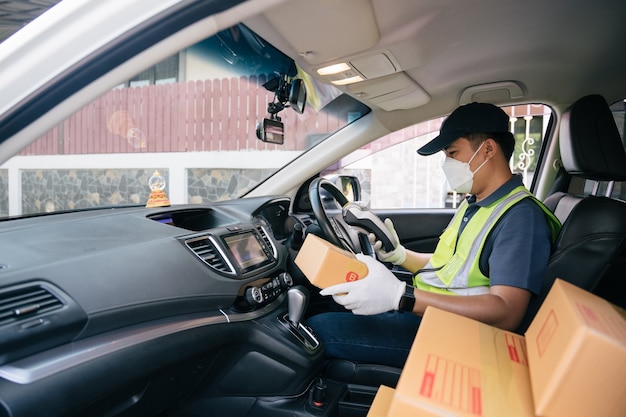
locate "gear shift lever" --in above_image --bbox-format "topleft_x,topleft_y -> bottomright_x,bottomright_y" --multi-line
287,285 -> 309,327
282,285 -> 318,350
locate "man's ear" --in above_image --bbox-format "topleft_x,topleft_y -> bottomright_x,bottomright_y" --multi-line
484,138 -> 498,157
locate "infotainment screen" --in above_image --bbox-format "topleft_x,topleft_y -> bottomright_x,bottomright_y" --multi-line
223,231 -> 270,273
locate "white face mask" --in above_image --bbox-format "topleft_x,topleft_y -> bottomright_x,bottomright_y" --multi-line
441,142 -> 489,194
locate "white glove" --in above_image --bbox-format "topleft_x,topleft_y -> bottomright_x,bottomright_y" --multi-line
320,253 -> 406,315
367,218 -> 406,265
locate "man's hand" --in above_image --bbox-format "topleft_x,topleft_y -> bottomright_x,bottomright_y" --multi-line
320,254 -> 406,315
368,218 -> 406,265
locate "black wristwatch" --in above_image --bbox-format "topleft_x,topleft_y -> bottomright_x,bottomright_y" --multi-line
398,284 -> 416,312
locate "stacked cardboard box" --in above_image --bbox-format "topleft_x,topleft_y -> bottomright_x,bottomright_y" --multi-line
525,280 -> 626,417
367,279 -> 626,417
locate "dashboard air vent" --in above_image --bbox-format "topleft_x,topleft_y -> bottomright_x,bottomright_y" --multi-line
256,226 -> 277,258
185,236 -> 235,274
0,285 -> 64,326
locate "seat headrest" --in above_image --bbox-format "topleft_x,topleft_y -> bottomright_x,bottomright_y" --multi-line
560,94 -> 626,181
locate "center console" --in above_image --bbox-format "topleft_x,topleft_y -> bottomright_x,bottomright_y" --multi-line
182,223 -> 278,279
148,209 -> 380,416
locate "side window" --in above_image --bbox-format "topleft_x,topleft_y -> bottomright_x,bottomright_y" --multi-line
323,104 -> 552,209
606,100 -> 625,201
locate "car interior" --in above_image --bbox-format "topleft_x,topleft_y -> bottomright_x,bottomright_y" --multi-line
0,1 -> 625,416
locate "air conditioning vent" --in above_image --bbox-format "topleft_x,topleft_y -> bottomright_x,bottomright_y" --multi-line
0,285 -> 64,326
185,236 -> 235,274
256,226 -> 277,258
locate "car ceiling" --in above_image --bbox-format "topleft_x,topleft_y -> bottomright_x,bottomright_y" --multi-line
1,0 -> 625,142
244,0 -> 626,131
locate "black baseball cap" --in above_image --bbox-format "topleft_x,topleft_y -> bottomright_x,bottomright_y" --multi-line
417,102 -> 510,155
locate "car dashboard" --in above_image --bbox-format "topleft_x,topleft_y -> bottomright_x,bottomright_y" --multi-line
0,196 -> 321,417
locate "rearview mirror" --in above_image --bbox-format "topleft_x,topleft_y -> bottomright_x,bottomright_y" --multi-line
289,79 -> 307,114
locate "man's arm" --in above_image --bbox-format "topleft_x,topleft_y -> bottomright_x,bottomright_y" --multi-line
411,284 -> 532,331
322,254 -> 531,330
320,254 -> 531,330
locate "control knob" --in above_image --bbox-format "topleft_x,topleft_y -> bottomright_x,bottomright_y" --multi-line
245,286 -> 263,305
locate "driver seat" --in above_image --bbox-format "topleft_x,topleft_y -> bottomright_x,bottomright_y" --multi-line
321,94 -> 626,388
516,94 -> 626,332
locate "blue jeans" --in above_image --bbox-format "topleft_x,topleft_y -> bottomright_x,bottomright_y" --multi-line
307,311 -> 422,368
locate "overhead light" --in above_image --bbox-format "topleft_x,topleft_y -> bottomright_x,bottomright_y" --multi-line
317,63 -> 351,76
331,76 -> 365,85
317,62 -> 365,85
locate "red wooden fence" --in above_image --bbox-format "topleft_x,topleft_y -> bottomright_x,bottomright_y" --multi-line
20,76 -> 346,155
20,76 -> 549,157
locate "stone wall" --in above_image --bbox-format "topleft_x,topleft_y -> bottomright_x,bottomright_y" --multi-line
15,168 -> 272,215
20,169 -> 167,215
187,168 -> 276,203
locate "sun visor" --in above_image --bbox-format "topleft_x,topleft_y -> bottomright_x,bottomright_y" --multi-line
263,0 -> 379,65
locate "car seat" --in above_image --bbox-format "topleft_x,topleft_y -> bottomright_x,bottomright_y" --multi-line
516,93 -> 626,332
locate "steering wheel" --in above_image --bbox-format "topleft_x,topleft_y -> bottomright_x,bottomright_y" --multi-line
308,177 -> 369,253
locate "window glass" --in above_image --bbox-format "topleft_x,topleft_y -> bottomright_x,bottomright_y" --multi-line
603,99 -> 625,200
0,24 -> 369,218
323,104 -> 552,209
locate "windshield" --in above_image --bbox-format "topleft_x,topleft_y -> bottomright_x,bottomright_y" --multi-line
0,24 -> 369,219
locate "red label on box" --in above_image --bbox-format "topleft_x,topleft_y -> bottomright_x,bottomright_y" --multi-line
419,354 -> 483,416
575,301 -> 626,340
536,309 -> 558,358
345,271 -> 359,282
505,333 -> 528,366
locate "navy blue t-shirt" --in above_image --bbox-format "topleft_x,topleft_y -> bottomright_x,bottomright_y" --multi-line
458,175 -> 553,295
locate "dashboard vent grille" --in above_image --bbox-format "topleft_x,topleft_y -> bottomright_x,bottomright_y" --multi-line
0,286 -> 64,326
256,226 -> 277,258
185,236 -> 235,274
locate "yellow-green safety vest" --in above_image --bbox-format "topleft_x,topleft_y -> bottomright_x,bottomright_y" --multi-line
413,186 -> 561,295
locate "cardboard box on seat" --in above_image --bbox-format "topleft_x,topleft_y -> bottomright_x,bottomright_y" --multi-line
367,278 -> 626,417
525,279 -> 626,417
387,307 -> 537,417
294,233 -> 368,289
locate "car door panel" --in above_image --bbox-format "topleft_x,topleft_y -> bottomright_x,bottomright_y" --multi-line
372,209 -> 454,254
